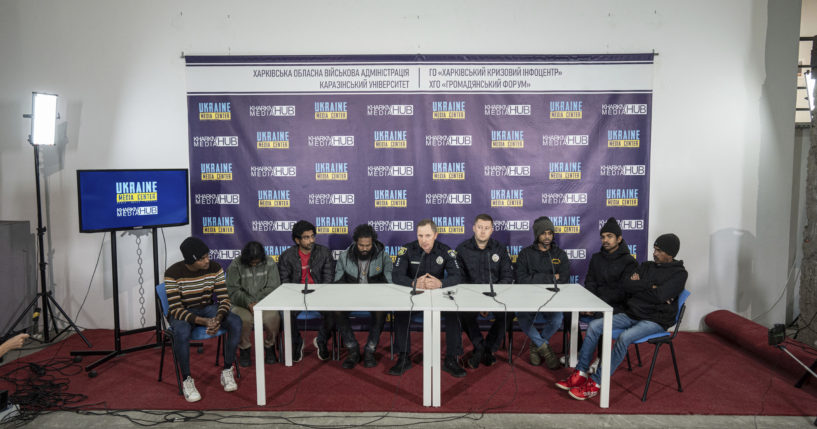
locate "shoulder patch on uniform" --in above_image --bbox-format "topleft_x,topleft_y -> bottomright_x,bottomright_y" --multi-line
398,247 -> 407,256
448,249 -> 457,258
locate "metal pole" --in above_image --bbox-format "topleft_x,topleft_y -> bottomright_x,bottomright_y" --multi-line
33,145 -> 50,342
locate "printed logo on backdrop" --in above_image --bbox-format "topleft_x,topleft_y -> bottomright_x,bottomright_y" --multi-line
628,244 -> 638,260
491,130 -> 524,149
551,216 -> 580,234
264,245 -> 290,262
198,102 -> 231,120
316,216 -> 349,234
506,245 -> 522,263
425,193 -> 471,205
367,104 -> 414,116
484,165 -> 530,177
251,165 -> 296,177
201,163 -> 232,181
367,165 -> 414,177
250,105 -> 295,117
193,136 -> 238,148
203,216 -> 234,234
542,193 -> 587,205
314,101 -> 347,120
600,164 -> 646,176
432,216 -> 465,234
257,131 -> 290,149
369,220 -> 414,233
195,193 -> 240,205
549,101 -> 582,119
607,129 -> 641,148
383,245 -> 404,263
494,220 -> 529,231
425,135 -> 472,147
490,189 -> 523,207
597,219 -> 644,231
252,220 -> 296,232
309,194 -> 355,205
432,101 -> 465,119
484,104 -> 531,116
211,249 -> 241,260
602,104 -> 648,115
432,162 -> 465,180
549,162 -> 582,180
565,249 -> 587,260
309,135 -> 354,147
374,130 -> 407,149
374,190 -> 408,208
315,163 -> 348,180
542,134 -> 589,147
258,190 -> 291,208
606,189 -> 639,207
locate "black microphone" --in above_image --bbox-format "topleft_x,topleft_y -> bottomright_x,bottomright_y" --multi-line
410,252 -> 425,295
302,265 -> 315,295
546,248 -> 560,293
483,250 -> 497,297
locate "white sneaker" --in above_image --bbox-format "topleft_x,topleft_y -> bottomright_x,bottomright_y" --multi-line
182,376 -> 201,402
588,357 -> 600,374
220,366 -> 238,392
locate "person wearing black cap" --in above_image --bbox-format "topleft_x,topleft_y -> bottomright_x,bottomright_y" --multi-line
515,216 -> 570,370
164,236 -> 242,402
557,233 -> 688,401
584,218 -> 638,314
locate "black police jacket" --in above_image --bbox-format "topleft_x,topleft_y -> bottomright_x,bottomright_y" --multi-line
393,240 -> 461,287
455,236 -> 514,284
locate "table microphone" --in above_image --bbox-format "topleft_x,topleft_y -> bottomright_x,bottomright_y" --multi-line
410,252 -> 425,295
546,248 -> 560,293
302,267 -> 315,295
483,251 -> 497,297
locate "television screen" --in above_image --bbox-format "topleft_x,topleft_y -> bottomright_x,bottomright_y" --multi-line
77,169 -> 189,233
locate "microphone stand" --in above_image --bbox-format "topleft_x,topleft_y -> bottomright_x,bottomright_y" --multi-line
546,248 -> 560,293
302,267 -> 315,294
483,250 -> 497,297
410,252 -> 425,295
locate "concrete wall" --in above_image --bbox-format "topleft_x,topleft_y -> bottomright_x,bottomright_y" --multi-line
0,0 -> 801,331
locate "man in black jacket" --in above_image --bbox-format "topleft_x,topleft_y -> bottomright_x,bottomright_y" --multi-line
515,216 -> 570,369
556,233 -> 688,401
455,214 -> 514,368
584,217 -> 638,314
390,219 -> 464,377
334,224 -> 394,369
278,220 -> 335,363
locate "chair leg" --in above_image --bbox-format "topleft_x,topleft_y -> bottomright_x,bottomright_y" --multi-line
635,343 -> 643,367
641,343 -> 663,402
626,348 -> 632,371
669,342 -> 682,392
158,335 -> 167,382
216,336 -> 222,366
507,318 -> 514,364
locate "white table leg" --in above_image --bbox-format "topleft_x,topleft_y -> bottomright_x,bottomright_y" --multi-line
283,310 -> 292,366
569,310 -> 579,368
254,308 -> 266,406
432,310 -> 441,407
423,309 -> 431,406
600,310 -> 611,408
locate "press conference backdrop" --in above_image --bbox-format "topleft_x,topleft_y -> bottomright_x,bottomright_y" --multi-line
185,54 -> 653,283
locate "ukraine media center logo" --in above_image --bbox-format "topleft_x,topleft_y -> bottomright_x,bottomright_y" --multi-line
198,102 -> 231,120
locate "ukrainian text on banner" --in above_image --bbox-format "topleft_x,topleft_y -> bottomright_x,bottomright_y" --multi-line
185,54 -> 653,283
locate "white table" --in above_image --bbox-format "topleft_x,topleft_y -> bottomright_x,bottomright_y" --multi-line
252,282 -> 436,406
253,282 -> 612,408
432,283 -> 613,408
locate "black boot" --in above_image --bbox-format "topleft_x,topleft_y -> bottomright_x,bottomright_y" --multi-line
482,348 -> 497,367
342,347 -> 360,369
363,349 -> 377,368
467,345 -> 483,369
264,346 -> 278,364
442,355 -> 466,378
238,347 -> 251,367
387,353 -> 412,376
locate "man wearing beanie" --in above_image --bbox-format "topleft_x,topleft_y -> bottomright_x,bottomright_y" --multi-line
584,218 -> 638,314
515,216 -> 571,370
557,233 -> 687,401
164,236 -> 242,402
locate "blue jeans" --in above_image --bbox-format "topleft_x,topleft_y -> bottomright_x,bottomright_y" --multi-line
169,304 -> 242,379
577,313 -> 665,385
516,311 -> 563,348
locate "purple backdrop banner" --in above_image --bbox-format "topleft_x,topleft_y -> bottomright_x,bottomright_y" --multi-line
185,54 -> 653,283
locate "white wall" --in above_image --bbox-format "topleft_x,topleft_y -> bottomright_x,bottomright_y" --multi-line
0,0 -> 801,331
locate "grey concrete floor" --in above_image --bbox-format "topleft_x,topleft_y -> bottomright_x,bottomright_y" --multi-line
1,333 -> 815,428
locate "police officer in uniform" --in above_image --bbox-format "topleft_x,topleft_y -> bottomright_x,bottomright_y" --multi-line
390,219 -> 465,377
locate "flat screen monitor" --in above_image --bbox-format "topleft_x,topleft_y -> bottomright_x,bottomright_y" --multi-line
77,169 -> 189,233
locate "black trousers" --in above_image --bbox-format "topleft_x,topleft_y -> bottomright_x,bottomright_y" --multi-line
393,311 -> 462,356
460,311 -> 507,353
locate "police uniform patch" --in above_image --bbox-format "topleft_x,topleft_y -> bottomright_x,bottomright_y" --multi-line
492,253 -> 499,263
376,266 -> 381,272
398,247 -> 407,256
436,256 -> 444,265
447,249 -> 457,258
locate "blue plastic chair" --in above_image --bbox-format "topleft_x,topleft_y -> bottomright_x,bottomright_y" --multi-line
155,283 -> 237,395
611,289 -> 690,402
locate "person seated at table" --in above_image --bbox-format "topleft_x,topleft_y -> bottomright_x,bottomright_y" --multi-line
455,213 -> 514,368
515,216 -> 570,370
391,219 -> 464,377
278,220 -> 335,363
333,224 -> 394,369
227,240 -> 282,367
164,236 -> 242,402
556,233 -> 687,401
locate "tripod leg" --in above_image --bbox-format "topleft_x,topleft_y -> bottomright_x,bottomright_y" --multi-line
2,295 -> 41,339
47,292 -> 92,347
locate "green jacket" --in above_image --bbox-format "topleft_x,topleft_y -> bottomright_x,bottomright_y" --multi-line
226,255 -> 281,308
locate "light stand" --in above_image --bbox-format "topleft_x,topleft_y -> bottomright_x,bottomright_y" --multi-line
4,93 -> 90,346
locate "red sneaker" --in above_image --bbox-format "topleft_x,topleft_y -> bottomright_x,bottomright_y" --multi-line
568,378 -> 600,400
555,370 -> 587,391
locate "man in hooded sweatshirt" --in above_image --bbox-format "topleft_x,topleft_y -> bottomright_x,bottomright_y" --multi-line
556,233 -> 688,401
515,216 -> 570,370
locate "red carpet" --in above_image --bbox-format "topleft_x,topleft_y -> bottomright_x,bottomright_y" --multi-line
1,328 -> 816,415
